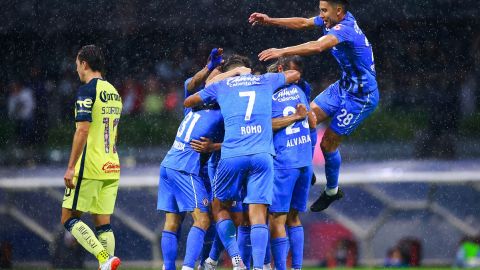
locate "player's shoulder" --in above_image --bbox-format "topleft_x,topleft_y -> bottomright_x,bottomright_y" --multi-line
77,79 -> 98,98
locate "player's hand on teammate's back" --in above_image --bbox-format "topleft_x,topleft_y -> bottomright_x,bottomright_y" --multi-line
248,12 -> 270,26
207,48 -> 224,71
190,137 -> 214,153
259,48 -> 284,61
295,104 -> 308,119
63,167 -> 76,188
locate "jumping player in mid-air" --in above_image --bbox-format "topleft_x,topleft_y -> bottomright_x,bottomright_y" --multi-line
249,0 -> 379,211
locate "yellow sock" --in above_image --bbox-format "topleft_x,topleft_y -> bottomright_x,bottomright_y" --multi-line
97,231 -> 115,255
67,219 -> 109,263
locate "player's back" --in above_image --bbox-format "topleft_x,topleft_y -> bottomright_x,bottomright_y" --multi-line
74,78 -> 122,180
200,73 -> 286,159
315,12 -> 377,94
272,84 -> 312,169
162,107 -> 224,176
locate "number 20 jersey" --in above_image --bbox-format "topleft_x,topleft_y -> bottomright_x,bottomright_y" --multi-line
161,108 -> 224,176
272,84 -> 312,169
74,78 -> 122,180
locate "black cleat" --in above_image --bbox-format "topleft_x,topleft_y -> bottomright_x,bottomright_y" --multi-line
310,188 -> 344,212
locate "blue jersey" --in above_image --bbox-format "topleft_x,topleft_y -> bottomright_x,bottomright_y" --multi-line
183,77 -> 205,116
272,84 -> 312,169
198,73 -> 286,159
161,108 -> 224,176
314,12 -> 377,94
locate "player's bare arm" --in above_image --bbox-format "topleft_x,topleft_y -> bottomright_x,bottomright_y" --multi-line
183,93 -> 203,108
272,103 -> 308,131
283,70 -> 302,84
190,137 -> 221,153
249,12 -> 316,30
259,34 -> 339,61
64,121 -> 90,188
205,66 -> 252,86
307,110 -> 317,128
187,48 -> 224,92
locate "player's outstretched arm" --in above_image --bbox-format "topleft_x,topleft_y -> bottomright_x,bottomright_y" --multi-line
272,103 -> 308,131
205,67 -> 251,87
186,48 -> 224,93
64,121 -> 90,188
249,12 -> 316,30
259,35 -> 339,61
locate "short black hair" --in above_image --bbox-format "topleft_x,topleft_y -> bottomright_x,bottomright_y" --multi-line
222,54 -> 252,72
322,0 -> 349,12
267,56 -> 304,74
77,45 -> 106,75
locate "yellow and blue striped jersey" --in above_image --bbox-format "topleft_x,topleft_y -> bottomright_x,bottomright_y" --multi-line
74,78 -> 122,180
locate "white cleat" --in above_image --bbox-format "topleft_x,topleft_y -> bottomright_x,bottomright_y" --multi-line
204,258 -> 217,270
99,256 -> 121,270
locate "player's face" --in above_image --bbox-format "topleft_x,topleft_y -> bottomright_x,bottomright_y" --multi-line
319,1 -> 340,28
75,57 -> 86,83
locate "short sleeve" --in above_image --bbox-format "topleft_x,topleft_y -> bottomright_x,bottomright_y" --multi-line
313,16 -> 324,27
198,82 -> 219,104
75,82 -> 97,122
263,73 -> 286,92
327,23 -> 353,43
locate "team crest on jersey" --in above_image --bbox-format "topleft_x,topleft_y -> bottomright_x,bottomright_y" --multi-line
202,198 -> 209,206
334,24 -> 342,30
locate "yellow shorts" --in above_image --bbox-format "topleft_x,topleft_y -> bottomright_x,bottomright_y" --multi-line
62,177 -> 119,215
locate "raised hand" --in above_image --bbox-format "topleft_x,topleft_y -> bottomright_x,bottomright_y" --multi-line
248,12 -> 271,26
207,48 -> 224,71
258,48 -> 283,61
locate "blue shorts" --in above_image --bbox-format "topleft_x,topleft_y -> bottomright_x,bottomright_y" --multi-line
209,163 -> 245,212
213,153 -> 274,205
313,81 -> 379,136
157,165 -> 209,213
270,166 -> 313,213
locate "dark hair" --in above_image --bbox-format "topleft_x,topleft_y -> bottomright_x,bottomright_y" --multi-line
267,56 -> 304,74
322,0 -> 349,12
222,54 -> 252,72
77,45 -> 106,75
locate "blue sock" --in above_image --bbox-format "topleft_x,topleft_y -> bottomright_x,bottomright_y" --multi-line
250,224 -> 269,269
264,231 -> 271,266
183,226 -> 206,268
161,230 -> 178,270
238,225 -> 252,269
310,128 -> 317,158
199,224 -> 216,266
288,226 -> 304,269
324,150 -> 341,189
209,233 -> 224,261
216,219 -> 240,257
271,237 -> 289,270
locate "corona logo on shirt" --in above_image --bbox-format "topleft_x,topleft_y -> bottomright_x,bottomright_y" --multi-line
101,161 -> 120,173
100,90 -> 121,103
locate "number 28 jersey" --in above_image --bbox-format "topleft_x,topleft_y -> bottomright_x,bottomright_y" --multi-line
74,78 -> 122,180
198,73 -> 286,159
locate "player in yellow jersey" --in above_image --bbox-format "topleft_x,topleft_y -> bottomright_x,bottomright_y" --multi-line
61,45 -> 122,270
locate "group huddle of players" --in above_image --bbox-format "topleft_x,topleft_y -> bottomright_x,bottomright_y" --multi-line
61,1 -> 379,270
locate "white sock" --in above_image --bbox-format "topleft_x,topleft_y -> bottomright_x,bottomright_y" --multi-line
263,263 -> 272,270
182,266 -> 194,270
206,257 -> 218,265
325,186 -> 338,196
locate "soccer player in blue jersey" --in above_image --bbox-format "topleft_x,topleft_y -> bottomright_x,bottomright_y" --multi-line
267,56 -> 317,270
157,48 -> 226,270
250,0 -> 379,211
184,55 -> 301,270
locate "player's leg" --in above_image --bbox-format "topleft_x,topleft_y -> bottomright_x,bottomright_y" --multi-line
183,208 -> 210,270
287,166 -> 313,270
157,166 -> 181,270
211,157 -> 248,269
245,153 -> 274,270
235,209 -> 251,269
61,178 -> 112,266
269,168 -> 299,270
92,214 -> 114,255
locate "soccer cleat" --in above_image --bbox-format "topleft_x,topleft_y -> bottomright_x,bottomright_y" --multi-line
203,259 -> 217,270
99,256 -> 121,270
310,188 -> 344,212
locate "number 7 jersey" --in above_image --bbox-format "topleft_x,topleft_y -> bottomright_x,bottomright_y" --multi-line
74,78 -> 122,180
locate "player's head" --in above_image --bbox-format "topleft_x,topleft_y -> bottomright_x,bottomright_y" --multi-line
222,54 -> 252,72
76,44 -> 105,83
267,56 -> 304,75
319,0 -> 349,28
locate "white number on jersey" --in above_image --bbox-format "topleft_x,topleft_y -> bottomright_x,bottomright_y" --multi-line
239,91 -> 256,121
